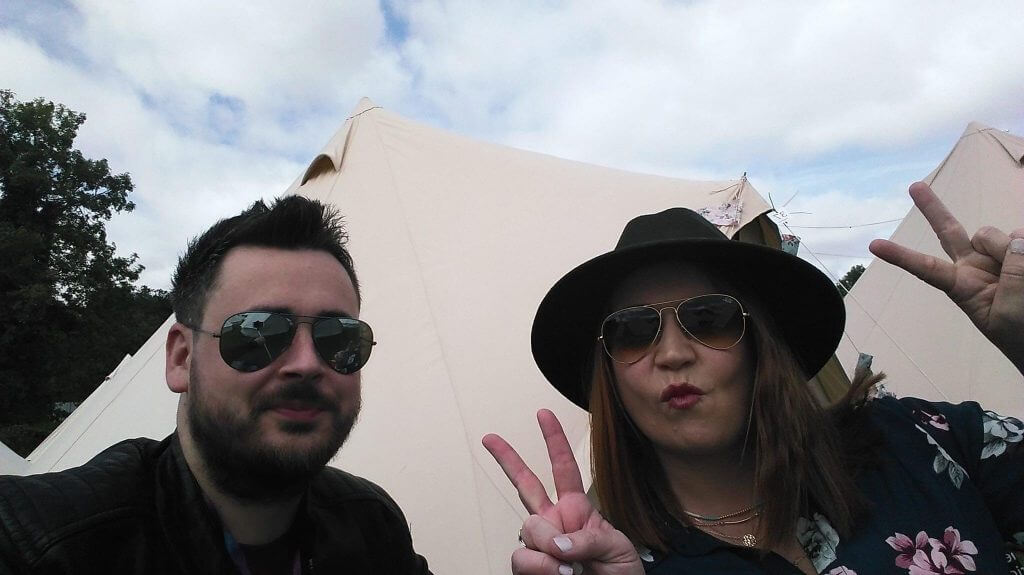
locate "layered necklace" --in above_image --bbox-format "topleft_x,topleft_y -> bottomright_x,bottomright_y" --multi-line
684,503 -> 762,547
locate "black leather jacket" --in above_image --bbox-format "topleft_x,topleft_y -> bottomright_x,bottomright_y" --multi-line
0,435 -> 431,574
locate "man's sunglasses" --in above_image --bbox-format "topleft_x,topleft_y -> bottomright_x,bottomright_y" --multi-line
187,311 -> 375,374
598,294 -> 749,364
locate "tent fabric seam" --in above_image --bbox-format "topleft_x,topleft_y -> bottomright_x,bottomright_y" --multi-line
356,108 -> 497,568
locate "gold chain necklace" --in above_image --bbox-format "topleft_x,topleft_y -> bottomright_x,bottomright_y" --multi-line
682,503 -> 761,522
689,510 -> 761,527
695,523 -> 758,547
685,503 -> 763,548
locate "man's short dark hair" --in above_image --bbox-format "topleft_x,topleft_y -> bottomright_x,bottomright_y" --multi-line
170,195 -> 359,327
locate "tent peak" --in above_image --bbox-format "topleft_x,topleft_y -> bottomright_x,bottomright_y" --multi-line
349,97 -> 379,119
295,98 -> 382,186
959,121 -> 1024,165
962,121 -> 995,136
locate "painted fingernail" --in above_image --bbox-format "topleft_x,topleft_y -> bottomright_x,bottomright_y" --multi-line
1010,238 -> 1024,254
554,535 -> 573,552
573,562 -> 584,575
558,564 -> 573,575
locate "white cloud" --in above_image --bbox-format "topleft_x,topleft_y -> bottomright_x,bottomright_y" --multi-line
2,1 -> 415,288
1,30 -> 304,288
393,0 -> 1024,169
780,189 -> 912,280
2,0 -> 1021,290
72,0 -> 409,153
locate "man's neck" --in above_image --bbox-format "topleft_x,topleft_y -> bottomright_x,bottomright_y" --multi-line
208,488 -> 303,545
177,422 -> 304,545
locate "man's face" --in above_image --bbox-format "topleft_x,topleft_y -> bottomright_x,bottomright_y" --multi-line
183,246 -> 362,500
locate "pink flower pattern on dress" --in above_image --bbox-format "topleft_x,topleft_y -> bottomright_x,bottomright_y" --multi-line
915,408 -> 950,431
928,527 -> 978,572
887,531 -> 930,568
888,527 -> 977,574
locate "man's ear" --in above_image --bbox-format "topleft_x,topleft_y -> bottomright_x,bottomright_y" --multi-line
166,323 -> 193,394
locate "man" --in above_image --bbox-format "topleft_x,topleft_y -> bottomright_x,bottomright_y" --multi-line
0,196 -> 431,574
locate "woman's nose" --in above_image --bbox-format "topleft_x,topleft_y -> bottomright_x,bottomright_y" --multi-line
652,309 -> 698,367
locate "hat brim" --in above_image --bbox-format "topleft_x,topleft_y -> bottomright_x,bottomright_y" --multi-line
531,238 -> 845,410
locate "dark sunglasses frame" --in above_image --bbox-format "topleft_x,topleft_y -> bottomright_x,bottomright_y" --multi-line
598,294 -> 749,364
186,311 -> 376,374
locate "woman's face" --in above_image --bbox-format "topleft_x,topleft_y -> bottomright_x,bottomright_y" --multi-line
607,261 -> 756,460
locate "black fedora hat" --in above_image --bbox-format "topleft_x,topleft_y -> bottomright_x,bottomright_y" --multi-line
531,207 -> 845,410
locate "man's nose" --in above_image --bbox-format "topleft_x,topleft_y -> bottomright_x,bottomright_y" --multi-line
277,323 -> 325,376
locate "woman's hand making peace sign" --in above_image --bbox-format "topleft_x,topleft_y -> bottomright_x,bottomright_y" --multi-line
482,409 -> 643,575
869,182 -> 1024,374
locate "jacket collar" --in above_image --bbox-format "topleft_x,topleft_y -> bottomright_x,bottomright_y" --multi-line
154,433 -> 240,574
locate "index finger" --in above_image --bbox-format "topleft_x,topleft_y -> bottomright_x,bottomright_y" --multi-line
869,238 -> 957,293
482,433 -> 554,515
536,409 -> 586,499
909,181 -> 973,261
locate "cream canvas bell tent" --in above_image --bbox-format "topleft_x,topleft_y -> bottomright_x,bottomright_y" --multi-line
12,98 -> 806,573
0,442 -> 25,476
837,122 -> 1024,418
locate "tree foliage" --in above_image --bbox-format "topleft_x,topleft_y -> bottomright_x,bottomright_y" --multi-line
0,90 -> 171,456
837,264 -> 866,296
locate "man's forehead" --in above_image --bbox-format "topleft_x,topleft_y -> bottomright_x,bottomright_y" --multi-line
242,304 -> 356,319
206,246 -> 359,319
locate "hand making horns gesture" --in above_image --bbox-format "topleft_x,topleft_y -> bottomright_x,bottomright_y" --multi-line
482,409 -> 643,575
869,181 -> 1024,373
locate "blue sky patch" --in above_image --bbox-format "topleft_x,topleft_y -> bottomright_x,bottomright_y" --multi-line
380,0 -> 409,44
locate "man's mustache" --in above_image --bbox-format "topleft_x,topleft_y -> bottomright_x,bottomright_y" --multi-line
253,381 -> 337,413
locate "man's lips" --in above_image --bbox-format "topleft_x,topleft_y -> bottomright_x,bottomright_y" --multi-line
659,383 -> 705,409
268,402 -> 329,422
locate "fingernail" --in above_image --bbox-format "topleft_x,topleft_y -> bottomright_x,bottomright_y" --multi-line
553,535 -> 573,552
558,565 -> 573,575
1010,238 -> 1024,254
573,562 -> 584,575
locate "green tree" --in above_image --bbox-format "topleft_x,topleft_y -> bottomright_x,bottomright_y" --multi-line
837,264 -> 866,296
0,90 -> 171,456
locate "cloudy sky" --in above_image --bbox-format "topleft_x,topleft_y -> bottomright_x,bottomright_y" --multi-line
3,0 -> 1022,289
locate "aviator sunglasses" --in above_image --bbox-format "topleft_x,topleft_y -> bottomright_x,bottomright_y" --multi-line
598,294 -> 749,364
187,311 -> 375,374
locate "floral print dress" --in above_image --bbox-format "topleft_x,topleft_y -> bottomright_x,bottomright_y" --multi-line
640,392 -> 1024,574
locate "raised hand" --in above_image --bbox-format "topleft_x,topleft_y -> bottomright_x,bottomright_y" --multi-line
868,181 -> 1024,372
482,409 -> 643,575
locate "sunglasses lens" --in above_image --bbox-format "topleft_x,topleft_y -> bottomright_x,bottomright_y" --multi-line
601,307 -> 662,363
677,295 -> 746,349
219,312 -> 295,372
313,318 -> 375,374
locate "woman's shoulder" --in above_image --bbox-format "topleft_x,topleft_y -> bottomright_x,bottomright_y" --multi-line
856,388 -> 986,436
854,389 -> 1024,478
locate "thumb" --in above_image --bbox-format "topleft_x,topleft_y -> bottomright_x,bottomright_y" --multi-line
999,234 -> 1024,285
993,234 -> 1024,317
545,529 -> 640,566
990,233 -> 1024,367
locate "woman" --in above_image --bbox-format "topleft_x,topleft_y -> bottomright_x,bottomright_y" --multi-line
483,182 -> 1024,574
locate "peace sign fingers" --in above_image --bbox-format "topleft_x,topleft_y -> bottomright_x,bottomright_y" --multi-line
482,410 -> 587,515
868,182 -> 973,295
869,181 -> 1024,374
910,181 -> 974,262
869,237 -> 951,294
536,409 -> 586,500
482,432 -> 555,516
485,411 -> 645,575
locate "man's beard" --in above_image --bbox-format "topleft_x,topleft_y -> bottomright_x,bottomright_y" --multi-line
188,365 -> 359,502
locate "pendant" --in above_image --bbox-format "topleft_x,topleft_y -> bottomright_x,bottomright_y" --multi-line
742,533 -> 757,547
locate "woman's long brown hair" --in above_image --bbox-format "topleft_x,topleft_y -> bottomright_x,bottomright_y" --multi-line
589,284 -> 877,553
